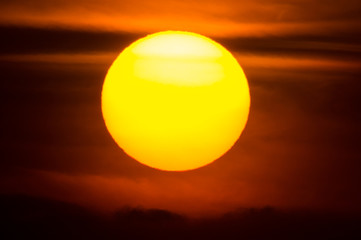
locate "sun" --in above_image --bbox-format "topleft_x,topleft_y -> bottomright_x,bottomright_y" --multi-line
102,31 -> 250,171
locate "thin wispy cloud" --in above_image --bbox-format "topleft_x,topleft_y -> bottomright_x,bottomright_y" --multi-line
1,0 -> 360,36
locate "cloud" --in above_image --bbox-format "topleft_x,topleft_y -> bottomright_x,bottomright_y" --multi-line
0,169 -> 264,217
1,26 -> 360,64
1,0 -> 360,37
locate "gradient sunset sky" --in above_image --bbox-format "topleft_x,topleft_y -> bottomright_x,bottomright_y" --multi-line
1,0 -> 361,217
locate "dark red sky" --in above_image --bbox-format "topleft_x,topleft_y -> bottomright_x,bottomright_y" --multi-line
0,0 -> 361,217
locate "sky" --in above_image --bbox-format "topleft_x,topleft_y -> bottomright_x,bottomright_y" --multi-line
1,0 -> 361,218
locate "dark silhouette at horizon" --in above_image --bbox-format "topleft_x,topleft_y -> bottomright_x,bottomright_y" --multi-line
1,194 -> 360,240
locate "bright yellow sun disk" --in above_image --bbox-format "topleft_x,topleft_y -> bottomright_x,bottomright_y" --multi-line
102,31 -> 250,171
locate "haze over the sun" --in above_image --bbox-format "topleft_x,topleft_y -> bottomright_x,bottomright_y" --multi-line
1,0 -> 361,217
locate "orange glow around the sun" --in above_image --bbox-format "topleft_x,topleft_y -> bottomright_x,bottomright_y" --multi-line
102,31 -> 250,171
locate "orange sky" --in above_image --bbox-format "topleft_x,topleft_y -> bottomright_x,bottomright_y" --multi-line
1,0 -> 361,37
1,0 -> 361,217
